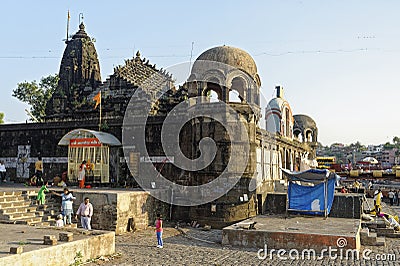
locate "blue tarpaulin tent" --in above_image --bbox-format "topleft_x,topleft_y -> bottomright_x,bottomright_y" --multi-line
281,169 -> 339,217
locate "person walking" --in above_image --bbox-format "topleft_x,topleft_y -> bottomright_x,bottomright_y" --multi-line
155,213 -> 163,248
0,161 -> 6,183
397,190 -> 400,206
75,197 -> 94,230
78,160 -> 87,189
374,189 -> 383,215
389,190 -> 394,206
36,182 -> 49,205
52,188 -> 76,225
35,156 -> 44,187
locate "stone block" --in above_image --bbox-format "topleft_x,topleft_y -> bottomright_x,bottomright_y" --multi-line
10,246 -> 23,254
64,223 -> 77,228
330,194 -> 363,219
265,193 -> 286,214
360,227 -> 370,238
44,239 -> 57,245
376,237 -> 386,246
44,235 -> 56,240
44,235 -> 57,245
59,232 -> 74,242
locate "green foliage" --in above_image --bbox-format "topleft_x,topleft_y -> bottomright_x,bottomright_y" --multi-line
0,112 -> 4,124
382,136 -> 400,150
12,74 -> 59,121
384,142 -> 394,149
100,120 -> 109,131
70,250 -> 83,266
348,141 -> 366,151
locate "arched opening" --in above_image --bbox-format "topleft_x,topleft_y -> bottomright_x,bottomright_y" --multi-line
229,77 -> 246,103
207,90 -> 220,102
293,129 -> 303,142
229,89 -> 242,103
305,130 -> 313,142
285,150 -> 291,170
203,80 -> 223,102
266,114 -> 280,133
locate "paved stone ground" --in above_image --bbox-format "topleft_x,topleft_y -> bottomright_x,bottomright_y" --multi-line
0,224 -> 102,258
85,202 -> 400,266
2,184 -> 400,265
85,224 -> 400,266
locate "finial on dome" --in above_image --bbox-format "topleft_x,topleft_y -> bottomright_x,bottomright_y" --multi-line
276,85 -> 284,99
136,50 -> 141,58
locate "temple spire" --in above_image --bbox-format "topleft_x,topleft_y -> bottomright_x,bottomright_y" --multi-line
65,10 -> 71,44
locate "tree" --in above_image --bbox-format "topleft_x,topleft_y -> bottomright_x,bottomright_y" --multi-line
349,141 -> 366,152
384,142 -> 394,149
12,74 -> 59,121
0,112 -> 4,124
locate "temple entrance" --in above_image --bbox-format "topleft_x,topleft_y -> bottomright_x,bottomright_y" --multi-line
58,129 -> 121,184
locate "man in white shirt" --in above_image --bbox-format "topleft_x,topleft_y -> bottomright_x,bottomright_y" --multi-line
0,161 -> 6,183
75,197 -> 93,230
388,190 -> 395,206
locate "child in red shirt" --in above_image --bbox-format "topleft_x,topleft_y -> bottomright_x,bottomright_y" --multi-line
155,214 -> 163,248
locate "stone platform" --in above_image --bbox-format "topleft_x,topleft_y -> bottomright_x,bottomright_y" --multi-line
0,184 -> 169,234
222,214 -> 361,253
0,224 -> 114,266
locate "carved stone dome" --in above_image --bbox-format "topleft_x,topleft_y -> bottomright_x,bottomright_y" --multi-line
193,45 -> 258,77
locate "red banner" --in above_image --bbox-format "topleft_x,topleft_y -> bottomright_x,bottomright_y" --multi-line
70,138 -> 101,147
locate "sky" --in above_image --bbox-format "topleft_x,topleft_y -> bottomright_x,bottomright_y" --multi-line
1,1 -> 400,146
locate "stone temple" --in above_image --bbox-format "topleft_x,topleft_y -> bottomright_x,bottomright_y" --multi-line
0,23 -> 318,227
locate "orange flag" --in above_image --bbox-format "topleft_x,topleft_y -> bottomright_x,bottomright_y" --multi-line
93,91 -> 101,109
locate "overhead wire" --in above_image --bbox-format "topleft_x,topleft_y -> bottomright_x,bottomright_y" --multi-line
0,47 -> 391,60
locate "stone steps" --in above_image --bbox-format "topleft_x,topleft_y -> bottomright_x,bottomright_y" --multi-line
360,227 -> 386,246
14,216 -> 43,225
64,223 -> 78,228
376,227 -> 400,238
34,221 -> 51,226
376,237 -> 386,246
0,190 -> 62,227
35,211 -> 44,216
42,215 -> 57,222
0,196 -> 25,203
0,191 -> 23,197
0,206 -> 37,215
1,211 -> 37,220
23,190 -> 38,196
0,201 -> 31,209
37,204 -> 60,211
